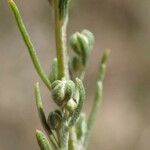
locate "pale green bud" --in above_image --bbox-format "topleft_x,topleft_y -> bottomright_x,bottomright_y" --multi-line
47,110 -> 62,130
70,33 -> 83,55
36,130 -> 52,150
65,98 -> 77,114
70,32 -> 89,55
70,30 -> 95,65
51,79 -> 75,106
81,29 -> 95,50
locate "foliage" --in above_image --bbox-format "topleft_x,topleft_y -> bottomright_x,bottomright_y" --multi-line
8,0 -> 110,149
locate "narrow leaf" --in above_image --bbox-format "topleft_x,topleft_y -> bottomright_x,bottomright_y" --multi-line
8,0 -> 51,89
36,130 -> 52,150
84,50 -> 110,147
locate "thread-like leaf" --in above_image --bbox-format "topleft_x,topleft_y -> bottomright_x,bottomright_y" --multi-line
84,50 -> 110,148
8,0 -> 51,89
98,50 -> 110,82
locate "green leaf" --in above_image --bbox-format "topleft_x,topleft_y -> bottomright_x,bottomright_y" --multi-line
8,0 -> 51,90
84,50 -> 110,148
36,130 -> 52,150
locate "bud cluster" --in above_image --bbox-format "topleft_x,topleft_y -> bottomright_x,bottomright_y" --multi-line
51,79 -> 75,106
70,30 -> 95,78
47,110 -> 62,130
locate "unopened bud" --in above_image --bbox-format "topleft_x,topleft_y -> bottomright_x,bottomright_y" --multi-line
65,98 -> 77,114
81,29 -> 95,50
51,79 -> 75,106
47,110 -> 62,130
70,30 -> 95,65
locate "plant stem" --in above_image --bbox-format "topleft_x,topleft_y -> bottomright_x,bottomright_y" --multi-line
54,0 -> 69,80
8,0 -> 51,90
60,121 -> 69,150
68,127 -> 77,150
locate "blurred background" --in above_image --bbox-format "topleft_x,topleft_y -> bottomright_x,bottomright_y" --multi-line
1,0 -> 150,149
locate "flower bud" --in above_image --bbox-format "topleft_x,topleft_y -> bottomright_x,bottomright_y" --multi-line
81,29 -> 95,50
36,130 -> 52,149
70,32 -> 89,56
70,30 -> 94,65
47,110 -> 62,130
51,79 -> 75,106
65,98 -> 77,114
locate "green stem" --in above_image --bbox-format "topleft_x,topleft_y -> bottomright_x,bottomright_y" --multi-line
84,50 -> 110,148
60,120 -> 69,150
8,0 -> 51,90
68,127 -> 77,150
54,0 -> 69,80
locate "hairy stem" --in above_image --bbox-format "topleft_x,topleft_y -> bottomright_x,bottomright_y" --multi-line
54,0 -> 69,80
68,127 -> 77,150
60,120 -> 69,150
